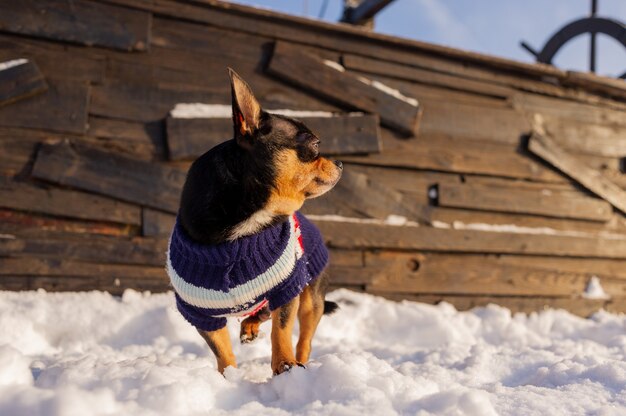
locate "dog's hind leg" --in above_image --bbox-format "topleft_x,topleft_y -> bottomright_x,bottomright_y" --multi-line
296,272 -> 328,364
197,326 -> 237,374
271,296 -> 301,375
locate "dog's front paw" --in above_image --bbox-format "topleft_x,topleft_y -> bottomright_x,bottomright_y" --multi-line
240,318 -> 261,344
272,360 -> 305,375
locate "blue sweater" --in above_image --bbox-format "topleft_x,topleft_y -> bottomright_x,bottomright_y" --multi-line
166,212 -> 329,331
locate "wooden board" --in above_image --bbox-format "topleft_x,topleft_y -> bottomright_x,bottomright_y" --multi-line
0,0 -> 151,51
342,54 -> 513,99
343,133 -> 564,183
364,251 -> 626,297
166,114 -> 382,160
90,81 -> 223,123
0,59 -> 47,106
87,116 -> 166,160
0,209 -> 135,238
31,140 -> 185,213
142,208 -> 175,237
436,182 -> 612,222
0,179 -> 142,225
529,132 -> 626,215
267,41 -> 422,136
0,234 -> 167,266
313,219 -> 626,259
0,35 -> 105,83
0,79 -> 89,134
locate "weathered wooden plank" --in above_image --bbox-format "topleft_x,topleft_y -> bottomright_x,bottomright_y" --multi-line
342,54 -> 513,98
166,114 -> 382,160
0,59 -> 47,107
371,292 -> 607,318
344,133 -> 565,182
0,209 -> 135,238
364,251 -> 626,297
0,0 -> 151,51
87,116 -> 165,160
0,179 -> 142,225
425,206 -> 626,238
313,219 -> 626,259
529,131 -> 626,215
436,182 -> 612,222
267,41 -> 422,136
0,35 -> 106,83
31,140 -> 185,213
142,208 -> 175,237
0,234 -> 167,266
90,81 -> 222,123
0,79 -> 89,134
564,70 -> 626,100
29,275 -> 169,294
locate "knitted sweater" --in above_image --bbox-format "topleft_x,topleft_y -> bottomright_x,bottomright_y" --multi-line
166,212 -> 329,331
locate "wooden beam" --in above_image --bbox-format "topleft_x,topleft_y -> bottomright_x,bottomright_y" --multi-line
313,218 -> 626,259
166,113 -> 382,160
266,41 -> 422,136
0,0 -> 151,51
529,131 -> 626,215
436,182 -> 612,222
31,140 -> 185,213
0,59 -> 47,107
0,179 -> 142,225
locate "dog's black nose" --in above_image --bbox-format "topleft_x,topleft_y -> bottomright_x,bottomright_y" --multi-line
334,160 -> 343,169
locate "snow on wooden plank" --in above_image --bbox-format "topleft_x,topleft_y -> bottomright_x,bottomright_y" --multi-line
31,140 -> 185,213
0,59 -> 47,107
436,182 -> 612,222
0,179 -> 142,226
529,130 -> 626,216
0,79 -> 88,134
166,112 -> 381,160
0,0 -> 151,51
266,41 -> 421,136
312,218 -> 626,259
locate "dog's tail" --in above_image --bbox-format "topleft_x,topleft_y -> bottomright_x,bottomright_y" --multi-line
323,301 -> 339,315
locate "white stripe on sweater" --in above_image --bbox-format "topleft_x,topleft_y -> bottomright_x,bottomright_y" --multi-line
167,216 -> 302,310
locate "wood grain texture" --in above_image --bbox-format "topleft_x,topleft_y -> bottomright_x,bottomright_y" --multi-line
313,219 -> 626,259
0,179 -> 142,225
0,79 -> 89,134
0,59 -> 47,107
267,41 -> 421,136
142,208 -> 175,237
437,182 -> 612,222
31,140 -> 185,213
0,0 -> 151,51
529,131 -> 626,215
166,114 -> 381,160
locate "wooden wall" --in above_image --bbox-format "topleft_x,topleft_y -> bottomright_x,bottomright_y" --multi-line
1,0 -> 626,316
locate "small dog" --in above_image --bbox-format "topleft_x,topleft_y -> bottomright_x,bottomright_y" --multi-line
166,68 -> 343,375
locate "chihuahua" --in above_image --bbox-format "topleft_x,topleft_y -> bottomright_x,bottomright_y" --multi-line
166,68 -> 343,375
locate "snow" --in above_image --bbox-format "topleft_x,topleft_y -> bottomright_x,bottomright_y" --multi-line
169,103 -> 360,119
306,214 -> 419,227
0,58 -> 27,72
584,276 -> 610,300
2,289 -> 626,415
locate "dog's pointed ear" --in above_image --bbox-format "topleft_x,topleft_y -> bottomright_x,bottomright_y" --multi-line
228,68 -> 262,145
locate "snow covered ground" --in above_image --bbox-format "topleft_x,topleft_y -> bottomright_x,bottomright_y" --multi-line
1,289 -> 626,415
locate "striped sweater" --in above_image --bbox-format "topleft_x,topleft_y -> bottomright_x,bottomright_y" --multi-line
166,212 -> 329,331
